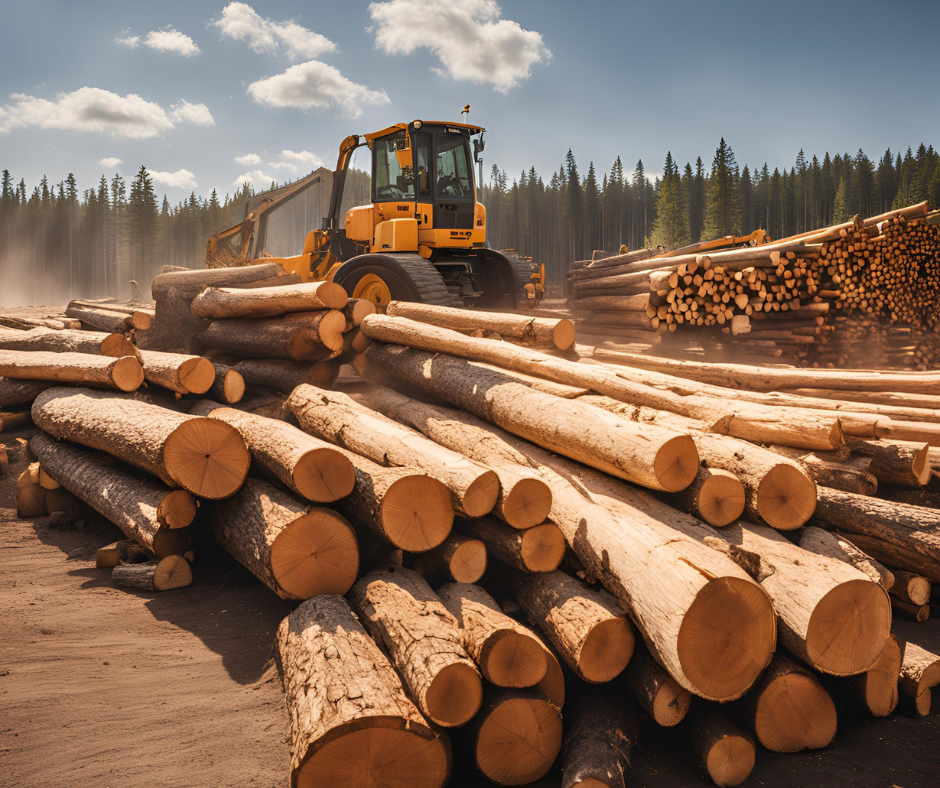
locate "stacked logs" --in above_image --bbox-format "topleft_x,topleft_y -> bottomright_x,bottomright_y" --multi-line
567,203 -> 940,368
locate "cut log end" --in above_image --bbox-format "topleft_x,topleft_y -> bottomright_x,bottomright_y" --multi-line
520,522 -> 566,572
297,723 -> 450,788
502,477 -> 553,529
158,489 -> 197,528
655,434 -> 700,492
484,631 -> 548,688
163,418 -> 250,499
579,617 -> 635,683
153,555 -> 193,590
16,484 -> 46,518
425,661 -> 484,728
294,447 -> 357,503
474,695 -> 563,786
449,538 -> 488,583
221,369 -> 246,403
807,580 -> 891,675
177,357 -> 216,395
678,577 -> 775,701
112,356 -> 145,392
304,310 -> 347,353
653,677 -> 692,727
553,319 -> 576,351
754,671 -> 837,752
382,474 -> 454,552
699,472 -> 746,527
463,469 -> 501,518
705,734 -> 756,788
99,333 -> 138,358
757,463 -> 817,530
270,509 -> 360,598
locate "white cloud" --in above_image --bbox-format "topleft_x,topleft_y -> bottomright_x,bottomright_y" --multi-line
213,2 -> 336,60
168,99 -> 215,126
144,29 -> 200,57
233,169 -> 277,188
151,168 -> 198,189
0,88 -> 214,138
98,156 -> 123,168
247,61 -> 389,118
116,32 -> 140,48
369,0 -> 550,92
281,149 -> 324,166
235,152 -> 262,166
267,161 -> 300,172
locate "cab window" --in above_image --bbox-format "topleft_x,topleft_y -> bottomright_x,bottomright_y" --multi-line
373,131 -> 414,202
435,134 -> 472,198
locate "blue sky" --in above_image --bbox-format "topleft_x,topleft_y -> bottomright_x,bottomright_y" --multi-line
2,0 -> 939,201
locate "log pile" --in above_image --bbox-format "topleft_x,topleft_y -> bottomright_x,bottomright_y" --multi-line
568,203 -> 940,369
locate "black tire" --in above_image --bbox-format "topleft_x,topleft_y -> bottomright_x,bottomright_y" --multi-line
333,253 -> 454,307
472,249 -> 538,309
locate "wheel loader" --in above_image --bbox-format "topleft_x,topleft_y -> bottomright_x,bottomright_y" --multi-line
206,120 -> 545,309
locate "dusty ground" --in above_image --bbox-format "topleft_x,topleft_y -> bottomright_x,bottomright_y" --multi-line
2,424 -> 939,788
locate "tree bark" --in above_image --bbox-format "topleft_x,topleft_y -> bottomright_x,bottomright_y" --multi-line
890,569 -> 931,606
276,595 -> 451,788
386,300 -> 576,350
846,437 -> 931,486
562,687 -> 639,788
669,466 -> 745,527
898,640 -> 940,716
193,404 -> 355,503
191,281 -> 347,318
458,517 -> 566,573
350,564 -> 483,727
843,633 -> 901,717
0,376 -> 54,407
343,298 -> 376,328
765,444 -> 878,495
65,303 -> 132,334
508,568 -> 634,683
687,711 -> 756,788
733,654 -> 837,752
139,350 -> 215,395
363,343 -> 699,493
811,486 -> 940,581
0,350 -> 143,391
112,556 -> 192,591
201,311 -> 346,362
30,432 -> 194,557
621,643 -> 691,727
288,384 -> 499,518
368,386 -> 553,528
1,408 -> 32,432
469,686 -> 562,786
798,526 -> 894,589
208,478 -> 358,599
437,582 -> 547,688
234,358 -> 340,393
96,539 -> 150,569
0,327 -> 136,357
15,482 -> 46,517
209,364 -> 245,404
414,532 -> 487,584
32,387 -> 249,499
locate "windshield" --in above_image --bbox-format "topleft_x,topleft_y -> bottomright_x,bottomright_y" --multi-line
435,133 -> 473,198
373,130 -> 414,202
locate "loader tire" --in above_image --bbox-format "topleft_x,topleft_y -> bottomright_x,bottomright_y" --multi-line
333,254 -> 455,309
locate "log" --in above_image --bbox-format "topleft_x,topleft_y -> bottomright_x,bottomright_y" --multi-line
0,408 -> 32,431
31,387 -> 249,499
893,598 -> 929,621
846,437 -> 931,486
0,327 -> 136,357
898,640 -> 940,716
364,343 -> 699,493
192,404 -> 355,503
798,526 -> 895,589
361,314 -> 842,451
844,634 -> 901,717
276,595 -> 451,788
0,376 -> 54,407
344,298 -> 376,328
688,710 -> 756,788
350,564 -> 483,727
139,350 -> 215,395
765,444 -> 878,495
112,556 -> 192,591
437,582 -> 547,687
890,569 -> 931,606
0,350 -> 143,391
30,433 -> 194,557
96,539 -> 150,569
201,312 -> 345,361
735,654 -> 837,752
414,532 -> 487,584
508,568 -> 634,683
469,686 -> 562,786
191,281 -> 347,318
45,487 -> 79,513
288,385 -> 499,518
621,643 -> 691,727
710,521 -> 890,676
386,301 -> 576,351
208,478 -> 359,599
152,262 -> 286,296
209,364 -> 245,404
234,358 -> 341,393
459,517 -> 565,573
65,303 -> 132,333
562,687 -> 639,788
669,466 -> 745,527
368,386 -> 553,528
811,487 -> 940,581
15,482 -> 46,517
535,637 -> 566,709
132,308 -> 155,330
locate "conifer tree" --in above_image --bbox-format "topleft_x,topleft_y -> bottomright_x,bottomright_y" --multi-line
703,138 -> 742,239
650,153 -> 689,250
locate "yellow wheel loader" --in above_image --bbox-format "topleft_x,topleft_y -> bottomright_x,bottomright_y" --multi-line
207,120 -> 544,309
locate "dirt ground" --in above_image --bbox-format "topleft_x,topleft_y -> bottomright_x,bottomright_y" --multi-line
2,425 -> 939,788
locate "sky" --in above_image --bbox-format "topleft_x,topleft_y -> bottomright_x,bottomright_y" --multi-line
2,0 -> 939,202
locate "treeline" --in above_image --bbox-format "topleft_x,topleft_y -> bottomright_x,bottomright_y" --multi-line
0,165 -> 371,307
481,141 -> 940,293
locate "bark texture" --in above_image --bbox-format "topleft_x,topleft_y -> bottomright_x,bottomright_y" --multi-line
458,517 -> 566,573
562,687 -> 639,788
191,281 -> 347,318
622,645 -> 691,727
0,350 -> 143,391
202,311 -> 345,361
798,526 -> 895,588
0,376 -> 54,407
